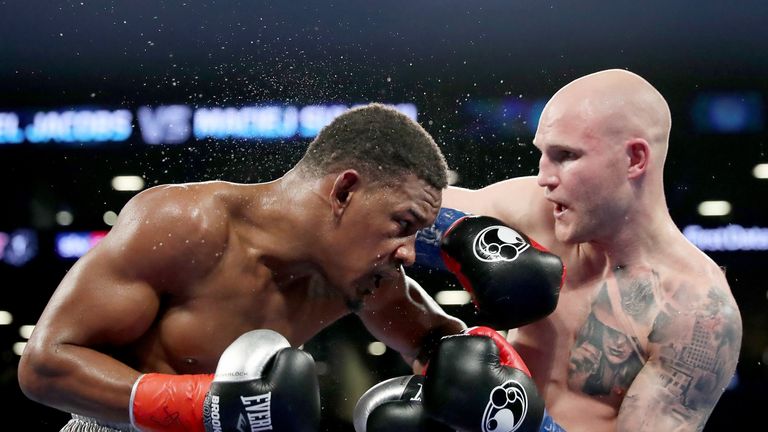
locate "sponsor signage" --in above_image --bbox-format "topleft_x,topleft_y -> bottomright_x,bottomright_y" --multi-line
0,103 -> 417,146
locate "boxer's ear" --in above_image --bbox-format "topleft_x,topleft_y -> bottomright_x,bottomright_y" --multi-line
330,169 -> 361,217
626,138 -> 650,179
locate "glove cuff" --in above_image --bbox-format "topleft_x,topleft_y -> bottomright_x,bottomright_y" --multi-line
465,326 -> 531,377
414,207 -> 468,271
131,373 -> 213,432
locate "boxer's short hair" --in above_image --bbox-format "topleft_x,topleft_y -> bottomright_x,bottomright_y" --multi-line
297,103 -> 448,189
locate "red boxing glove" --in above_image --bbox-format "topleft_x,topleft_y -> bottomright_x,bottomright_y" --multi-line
465,326 -> 531,377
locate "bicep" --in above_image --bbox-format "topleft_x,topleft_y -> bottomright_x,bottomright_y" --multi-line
443,177 -> 552,234
31,241 -> 162,349
617,359 -> 716,432
617,294 -> 742,431
18,232 -> 167,418
31,190 -> 217,348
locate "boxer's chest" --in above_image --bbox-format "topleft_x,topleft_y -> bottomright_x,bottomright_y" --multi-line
516,264 -> 659,405
135,257 -> 348,373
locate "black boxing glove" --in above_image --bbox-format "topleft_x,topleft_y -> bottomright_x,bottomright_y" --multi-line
417,208 -> 564,329
423,327 -> 566,432
202,329 -> 320,432
353,375 -> 451,432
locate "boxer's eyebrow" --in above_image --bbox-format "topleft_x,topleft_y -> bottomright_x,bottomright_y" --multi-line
548,143 -> 578,152
408,208 -> 429,226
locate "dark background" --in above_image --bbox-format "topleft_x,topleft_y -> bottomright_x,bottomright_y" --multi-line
1,1 -> 766,430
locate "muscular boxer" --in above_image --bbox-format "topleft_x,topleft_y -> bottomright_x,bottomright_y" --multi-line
437,70 -> 743,431
17,103 -> 466,431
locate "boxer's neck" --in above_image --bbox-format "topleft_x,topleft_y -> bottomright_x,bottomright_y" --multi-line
232,172 -> 337,286
584,201 -> 677,270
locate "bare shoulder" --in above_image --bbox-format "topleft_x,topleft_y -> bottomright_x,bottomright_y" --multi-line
100,181 -> 234,285
654,245 -> 741,337
614,243 -> 742,430
623,246 -> 742,427
651,240 -> 741,351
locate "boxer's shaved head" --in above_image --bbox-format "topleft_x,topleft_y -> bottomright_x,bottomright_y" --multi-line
546,69 -> 672,168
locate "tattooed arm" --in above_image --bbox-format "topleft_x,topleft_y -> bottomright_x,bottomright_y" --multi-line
616,285 -> 742,432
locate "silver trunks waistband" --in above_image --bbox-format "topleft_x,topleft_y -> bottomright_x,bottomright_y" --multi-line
60,414 -> 136,432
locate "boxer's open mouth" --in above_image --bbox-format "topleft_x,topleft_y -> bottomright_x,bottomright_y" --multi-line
554,202 -> 568,218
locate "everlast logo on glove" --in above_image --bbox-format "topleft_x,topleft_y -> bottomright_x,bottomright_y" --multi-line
238,392 -> 273,432
202,331 -> 320,432
481,380 -> 528,432
473,226 -> 530,262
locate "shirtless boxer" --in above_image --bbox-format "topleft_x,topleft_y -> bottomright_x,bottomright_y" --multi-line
426,70 -> 743,431
17,103 -> 466,431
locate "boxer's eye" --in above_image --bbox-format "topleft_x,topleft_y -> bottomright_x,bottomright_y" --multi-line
398,219 -> 418,237
546,146 -> 578,163
558,150 -> 577,161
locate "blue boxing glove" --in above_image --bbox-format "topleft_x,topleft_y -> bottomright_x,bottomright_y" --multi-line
541,410 -> 567,432
415,207 -> 468,272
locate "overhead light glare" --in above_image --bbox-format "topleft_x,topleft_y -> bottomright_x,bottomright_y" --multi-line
753,163 -> 768,179
697,201 -> 731,217
367,341 -> 387,356
111,175 -> 145,191
0,311 -> 12,325
435,290 -> 472,305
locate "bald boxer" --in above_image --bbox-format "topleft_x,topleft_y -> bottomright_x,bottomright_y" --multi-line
435,70 -> 742,431
18,103 -> 465,431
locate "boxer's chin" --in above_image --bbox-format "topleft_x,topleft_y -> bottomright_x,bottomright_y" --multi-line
347,274 -> 382,311
345,297 -> 364,313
